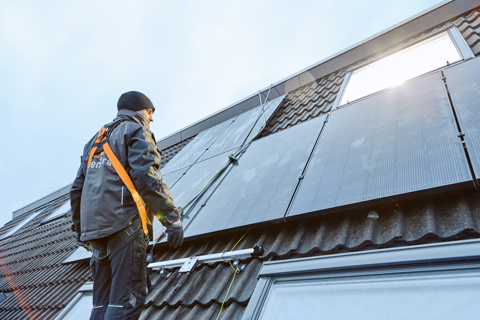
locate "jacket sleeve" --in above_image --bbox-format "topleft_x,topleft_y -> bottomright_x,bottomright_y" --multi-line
127,126 -> 180,226
70,156 -> 86,238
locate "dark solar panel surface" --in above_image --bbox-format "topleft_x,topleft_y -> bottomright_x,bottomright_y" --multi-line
161,95 -> 285,175
444,57 -> 480,180
185,115 -> 326,237
288,72 -> 471,217
162,168 -> 187,190
167,150 -> 234,233
198,95 -> 285,162
161,119 -> 234,175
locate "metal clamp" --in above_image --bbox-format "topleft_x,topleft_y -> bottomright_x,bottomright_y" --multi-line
179,256 -> 199,273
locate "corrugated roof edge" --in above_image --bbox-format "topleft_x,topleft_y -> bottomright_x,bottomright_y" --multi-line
157,0 -> 478,151
12,184 -> 71,220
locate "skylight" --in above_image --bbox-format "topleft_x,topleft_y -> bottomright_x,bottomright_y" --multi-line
42,200 -> 71,224
59,293 -> 92,320
54,283 -> 93,320
0,208 -> 46,240
340,30 -> 462,105
62,246 -> 92,264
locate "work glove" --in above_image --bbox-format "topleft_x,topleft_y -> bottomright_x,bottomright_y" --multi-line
166,219 -> 183,248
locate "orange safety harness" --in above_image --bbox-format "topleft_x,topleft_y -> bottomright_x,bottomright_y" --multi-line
87,126 -> 149,235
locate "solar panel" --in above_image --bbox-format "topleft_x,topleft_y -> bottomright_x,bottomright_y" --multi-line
288,72 -> 471,218
184,115 -> 326,238
197,95 -> 285,162
162,167 -> 189,189
167,150 -> 234,233
161,95 -> 285,175
151,215 -> 166,243
160,118 -> 234,175
444,57 -> 480,180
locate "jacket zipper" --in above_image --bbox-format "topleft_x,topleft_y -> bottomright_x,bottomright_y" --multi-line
121,186 -> 124,206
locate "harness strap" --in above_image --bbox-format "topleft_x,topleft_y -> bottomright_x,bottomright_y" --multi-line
90,218 -> 142,260
87,127 -> 107,168
87,126 -> 149,235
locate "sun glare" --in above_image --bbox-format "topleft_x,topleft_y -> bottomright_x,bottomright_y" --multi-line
340,31 -> 462,105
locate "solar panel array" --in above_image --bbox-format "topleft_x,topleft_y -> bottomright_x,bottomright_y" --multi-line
287,72 -> 471,217
185,115 -> 326,237
158,61 -> 478,240
156,95 -> 285,240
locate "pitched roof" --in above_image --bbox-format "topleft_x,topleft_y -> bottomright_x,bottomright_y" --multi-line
1,2 -> 480,319
0,197 -> 90,319
142,189 -> 480,319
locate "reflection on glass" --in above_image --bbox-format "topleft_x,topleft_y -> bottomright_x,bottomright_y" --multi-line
340,31 -> 461,105
259,271 -> 480,320
62,293 -> 92,320
63,246 -> 92,264
43,200 -> 71,223
0,208 -> 45,240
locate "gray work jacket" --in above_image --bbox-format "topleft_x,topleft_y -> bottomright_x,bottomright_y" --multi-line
70,109 -> 180,242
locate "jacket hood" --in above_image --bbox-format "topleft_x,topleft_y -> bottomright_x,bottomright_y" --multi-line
109,109 -> 150,129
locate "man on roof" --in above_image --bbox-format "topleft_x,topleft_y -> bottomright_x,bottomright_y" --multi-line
70,91 -> 183,320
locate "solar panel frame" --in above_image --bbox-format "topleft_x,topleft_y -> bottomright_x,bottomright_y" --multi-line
444,57 -> 480,181
160,118 -> 235,175
161,95 -> 285,175
197,95 -> 285,162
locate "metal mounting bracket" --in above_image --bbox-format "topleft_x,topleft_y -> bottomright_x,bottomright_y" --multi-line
232,259 -> 246,272
179,256 -> 199,273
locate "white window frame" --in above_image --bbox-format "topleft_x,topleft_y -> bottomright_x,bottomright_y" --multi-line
0,206 -> 49,241
332,26 -> 475,111
54,282 -> 93,320
42,200 -> 71,224
62,246 -> 92,264
243,239 -> 480,320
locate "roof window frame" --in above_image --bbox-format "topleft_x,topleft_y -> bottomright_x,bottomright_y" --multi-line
332,25 -> 474,110
62,246 -> 92,264
41,200 -> 71,225
243,239 -> 480,320
0,206 -> 50,241
54,282 -> 93,320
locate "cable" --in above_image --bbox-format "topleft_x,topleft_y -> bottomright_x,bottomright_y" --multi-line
228,230 -> 249,272
231,230 -> 248,252
215,268 -> 239,320
216,231 -> 249,319
151,86 -> 274,248
178,85 -> 273,216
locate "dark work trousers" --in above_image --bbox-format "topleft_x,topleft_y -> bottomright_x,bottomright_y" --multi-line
89,228 -> 147,320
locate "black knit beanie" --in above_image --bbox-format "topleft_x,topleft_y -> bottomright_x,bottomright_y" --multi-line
117,91 -> 155,112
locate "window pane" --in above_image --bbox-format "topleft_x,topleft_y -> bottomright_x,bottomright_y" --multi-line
0,208 -> 45,240
43,200 -> 71,223
63,246 -> 92,264
61,293 -> 92,320
259,270 -> 480,320
340,31 -> 461,105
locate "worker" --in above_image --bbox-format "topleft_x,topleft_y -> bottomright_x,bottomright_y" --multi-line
70,91 -> 183,320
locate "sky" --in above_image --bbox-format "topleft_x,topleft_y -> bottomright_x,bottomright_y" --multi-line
0,0 -> 445,228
